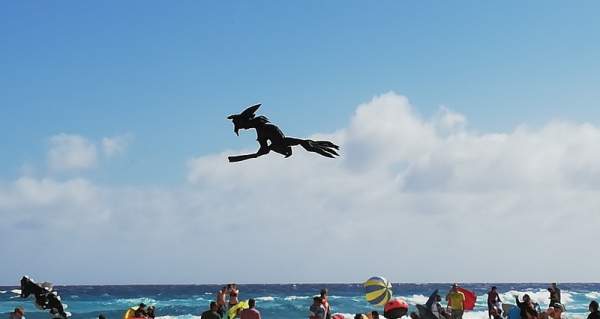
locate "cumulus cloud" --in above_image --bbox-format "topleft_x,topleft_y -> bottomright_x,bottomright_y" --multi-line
46,133 -> 132,173
47,134 -> 97,172
3,92 -> 600,284
102,134 -> 133,158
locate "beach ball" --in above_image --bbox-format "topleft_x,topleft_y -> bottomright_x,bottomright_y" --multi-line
384,298 -> 409,319
364,276 -> 393,306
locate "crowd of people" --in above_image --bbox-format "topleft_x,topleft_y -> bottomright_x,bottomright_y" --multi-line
200,283 -> 262,319
9,282 -> 600,319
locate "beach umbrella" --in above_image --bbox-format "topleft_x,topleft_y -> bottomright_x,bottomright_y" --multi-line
364,276 -> 393,306
384,298 -> 409,319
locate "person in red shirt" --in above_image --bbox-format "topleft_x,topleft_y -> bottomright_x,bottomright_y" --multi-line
240,299 -> 261,319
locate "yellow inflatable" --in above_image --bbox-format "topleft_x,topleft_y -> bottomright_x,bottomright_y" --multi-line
227,300 -> 249,319
123,307 -> 138,319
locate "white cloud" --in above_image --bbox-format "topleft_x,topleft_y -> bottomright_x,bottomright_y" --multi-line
47,134 -> 97,172
102,134 -> 132,158
46,133 -> 132,173
3,92 -> 600,284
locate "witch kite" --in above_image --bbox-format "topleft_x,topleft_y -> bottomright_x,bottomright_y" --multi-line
17,276 -> 70,318
226,104 -> 340,162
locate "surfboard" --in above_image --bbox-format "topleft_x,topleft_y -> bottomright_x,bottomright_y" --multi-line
457,287 -> 476,311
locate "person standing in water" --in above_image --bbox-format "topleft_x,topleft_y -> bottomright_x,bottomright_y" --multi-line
228,284 -> 239,309
240,299 -> 261,319
515,294 -> 539,319
446,284 -> 466,319
134,303 -> 148,318
549,283 -> 561,308
320,289 -> 331,319
487,286 -> 502,319
309,297 -> 326,319
216,286 -> 228,317
588,301 -> 600,319
200,302 -> 221,319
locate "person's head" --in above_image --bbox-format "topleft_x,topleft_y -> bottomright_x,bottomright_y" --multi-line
98,314 -> 107,319
227,284 -> 232,290
13,308 -> 25,319
451,283 -> 458,292
320,288 -> 328,298
523,294 -> 531,303
554,303 -> 565,314
354,314 -> 365,319
491,286 -> 497,292
313,296 -> 322,305
371,310 -> 380,318
248,299 -> 256,309
209,301 -> 218,311
435,294 -> 442,302
552,283 -> 557,289
139,303 -> 146,309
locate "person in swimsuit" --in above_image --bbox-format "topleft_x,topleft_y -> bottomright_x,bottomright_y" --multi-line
487,286 -> 502,319
216,286 -> 228,317
228,284 -> 239,308
515,295 -> 539,319
320,289 -> 331,319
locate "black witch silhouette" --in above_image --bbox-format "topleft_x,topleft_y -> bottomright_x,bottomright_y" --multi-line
227,104 -> 339,162
18,276 -> 70,318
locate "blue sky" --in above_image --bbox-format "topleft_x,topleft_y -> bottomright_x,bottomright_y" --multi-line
2,1 -> 600,184
2,2 -> 600,284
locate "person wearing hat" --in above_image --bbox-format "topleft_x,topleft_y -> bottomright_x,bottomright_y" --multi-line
446,284 -> 466,319
9,307 -> 25,319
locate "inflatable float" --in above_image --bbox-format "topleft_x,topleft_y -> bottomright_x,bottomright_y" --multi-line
227,300 -> 249,319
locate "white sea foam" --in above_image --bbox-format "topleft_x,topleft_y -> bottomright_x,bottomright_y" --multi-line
402,294 -> 429,305
116,297 -> 158,305
585,292 -> 600,299
0,291 -> 6,294
255,296 -> 275,301
497,289 -> 574,307
284,295 -> 310,301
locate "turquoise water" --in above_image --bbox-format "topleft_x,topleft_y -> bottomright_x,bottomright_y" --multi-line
1,283 -> 598,319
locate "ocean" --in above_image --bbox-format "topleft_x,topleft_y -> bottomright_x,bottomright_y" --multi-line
1,283 -> 598,319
